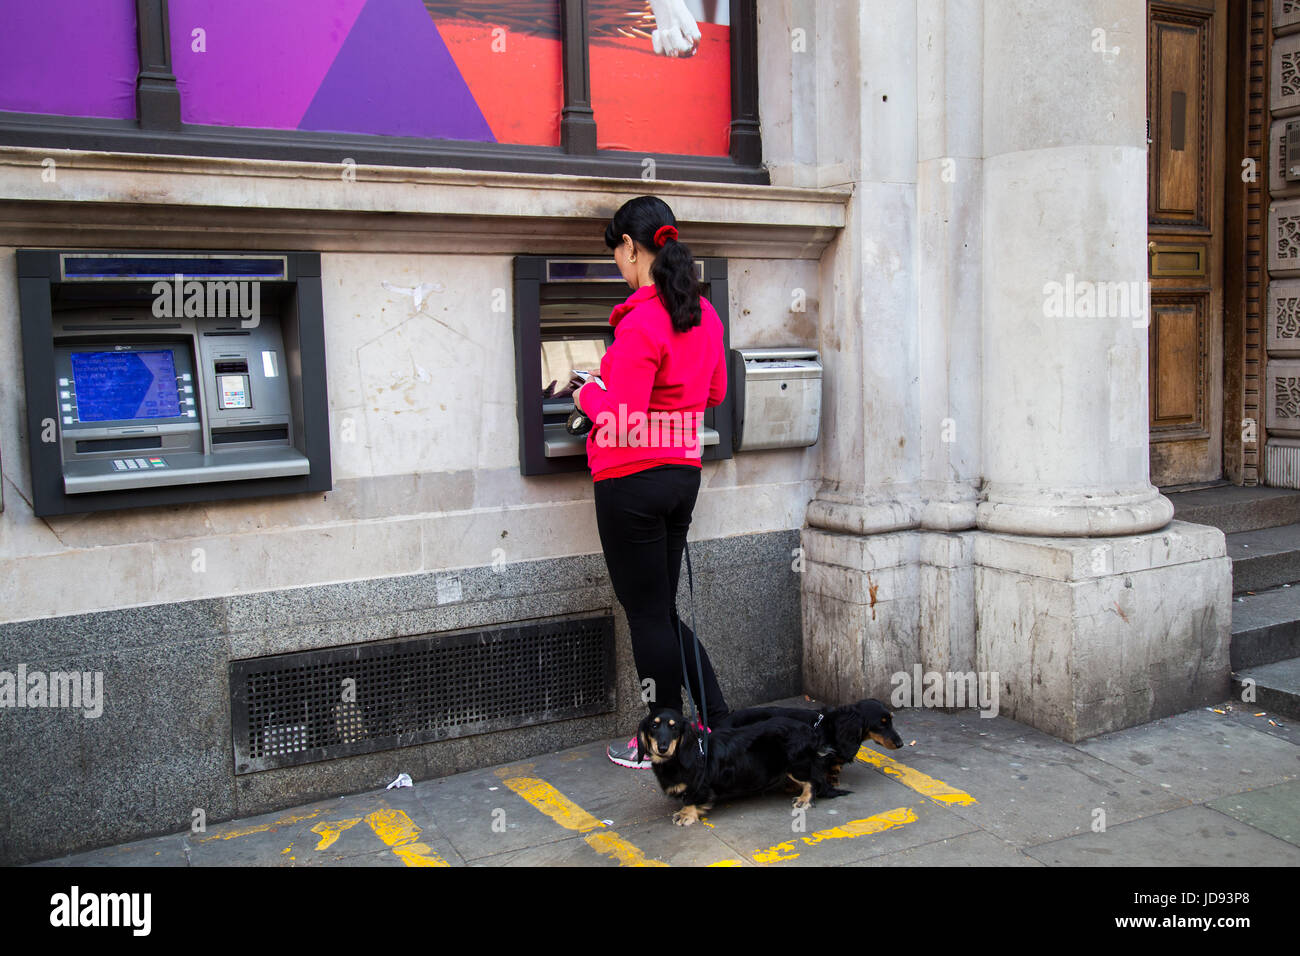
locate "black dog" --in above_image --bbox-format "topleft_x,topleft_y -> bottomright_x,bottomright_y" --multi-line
637,709 -> 847,826
718,699 -> 904,788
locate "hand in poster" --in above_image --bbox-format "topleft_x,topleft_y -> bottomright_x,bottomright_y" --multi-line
649,0 -> 701,57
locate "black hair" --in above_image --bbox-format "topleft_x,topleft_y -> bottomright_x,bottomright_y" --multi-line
604,195 -> 706,334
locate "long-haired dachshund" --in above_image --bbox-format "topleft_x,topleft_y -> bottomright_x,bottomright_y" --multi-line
718,699 -> 904,788
637,709 -> 847,826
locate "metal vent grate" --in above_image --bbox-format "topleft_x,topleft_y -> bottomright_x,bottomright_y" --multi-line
230,614 -> 615,773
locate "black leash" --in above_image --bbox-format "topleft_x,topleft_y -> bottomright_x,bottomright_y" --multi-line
675,539 -> 709,764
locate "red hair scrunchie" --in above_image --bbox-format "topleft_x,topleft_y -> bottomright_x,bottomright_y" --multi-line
653,224 -> 678,248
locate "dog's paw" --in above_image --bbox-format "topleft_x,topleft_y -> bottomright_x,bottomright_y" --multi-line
792,794 -> 814,810
672,808 -> 698,827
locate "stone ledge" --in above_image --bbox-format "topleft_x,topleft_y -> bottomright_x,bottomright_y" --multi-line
0,146 -> 849,258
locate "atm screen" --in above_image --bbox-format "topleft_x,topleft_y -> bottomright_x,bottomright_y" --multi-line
71,350 -> 182,422
540,337 -> 607,394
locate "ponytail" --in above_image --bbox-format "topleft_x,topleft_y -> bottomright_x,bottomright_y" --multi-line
604,195 -> 706,333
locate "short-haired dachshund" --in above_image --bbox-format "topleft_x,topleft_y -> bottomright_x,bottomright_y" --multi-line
718,698 -> 904,788
637,709 -> 848,826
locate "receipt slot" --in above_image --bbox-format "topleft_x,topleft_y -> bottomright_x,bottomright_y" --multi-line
512,256 -> 734,476
730,348 -> 822,451
17,250 -> 332,516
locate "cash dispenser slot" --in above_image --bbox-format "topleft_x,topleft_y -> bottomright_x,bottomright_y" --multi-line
513,255 -> 734,476
18,250 -> 331,516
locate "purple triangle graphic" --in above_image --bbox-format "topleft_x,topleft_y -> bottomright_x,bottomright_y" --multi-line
299,0 -> 493,141
169,0 -> 368,130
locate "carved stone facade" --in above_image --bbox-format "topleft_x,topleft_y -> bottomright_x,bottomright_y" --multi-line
1271,12 -> 1300,484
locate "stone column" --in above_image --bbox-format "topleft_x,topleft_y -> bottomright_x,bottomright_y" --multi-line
975,0 -> 1231,739
979,0 -> 1170,536
799,0 -> 988,703
799,0 -> 926,709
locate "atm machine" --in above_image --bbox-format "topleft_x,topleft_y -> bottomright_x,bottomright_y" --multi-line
512,255 -> 734,476
17,250 -> 331,517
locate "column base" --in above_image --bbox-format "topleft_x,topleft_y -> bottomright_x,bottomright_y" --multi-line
800,526 -> 976,706
799,520 -> 1231,743
977,482 -> 1175,537
975,520 -> 1230,741
977,486 -> 1175,538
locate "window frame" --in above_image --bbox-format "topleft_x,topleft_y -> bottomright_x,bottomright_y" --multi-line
0,0 -> 764,184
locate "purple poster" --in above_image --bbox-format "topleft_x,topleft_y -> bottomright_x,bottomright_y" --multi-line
0,0 -> 138,120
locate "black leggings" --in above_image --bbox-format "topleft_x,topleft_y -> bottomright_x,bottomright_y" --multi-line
593,463 -> 729,724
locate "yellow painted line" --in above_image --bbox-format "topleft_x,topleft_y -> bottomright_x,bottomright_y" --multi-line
854,747 -> 977,806
193,807 -> 327,843
752,842 -> 800,864
585,829 -> 667,867
496,773 -> 668,867
750,806 -> 918,864
708,859 -> 747,866
802,807 -> 917,845
311,817 -> 362,852
366,808 -> 451,867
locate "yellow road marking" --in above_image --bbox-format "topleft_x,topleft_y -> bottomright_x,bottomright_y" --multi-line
496,772 -> 668,867
709,859 -> 746,866
803,807 -> 917,844
192,807 -> 327,843
365,808 -> 451,867
752,842 -> 800,864
311,817 -> 362,851
854,747 -> 977,806
750,807 -> 918,864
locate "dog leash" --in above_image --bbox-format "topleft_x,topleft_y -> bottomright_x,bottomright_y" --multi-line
675,538 -> 709,763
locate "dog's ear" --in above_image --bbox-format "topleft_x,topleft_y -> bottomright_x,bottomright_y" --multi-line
834,712 -> 866,760
636,728 -> 649,763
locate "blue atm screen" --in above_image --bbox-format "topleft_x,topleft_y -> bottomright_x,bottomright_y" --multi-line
71,351 -> 182,422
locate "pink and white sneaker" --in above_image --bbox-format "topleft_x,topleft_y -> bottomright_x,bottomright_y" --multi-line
607,735 -> 652,769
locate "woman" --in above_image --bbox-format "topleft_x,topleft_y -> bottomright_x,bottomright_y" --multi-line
567,195 -> 731,768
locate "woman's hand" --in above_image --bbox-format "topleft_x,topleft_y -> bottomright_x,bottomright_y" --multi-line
566,371 -> 592,411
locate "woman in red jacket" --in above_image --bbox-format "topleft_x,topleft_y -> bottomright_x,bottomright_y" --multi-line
569,195 -> 731,768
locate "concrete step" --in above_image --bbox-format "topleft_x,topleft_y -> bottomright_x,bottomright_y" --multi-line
1231,585 -> 1300,668
1168,484 -> 1300,534
1228,523 -> 1300,594
1231,658 -> 1300,722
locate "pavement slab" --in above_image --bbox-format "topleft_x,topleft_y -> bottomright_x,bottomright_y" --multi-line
885,737 -> 1191,848
1075,707 -> 1300,803
1206,780 -> 1300,848
1213,703 -> 1299,746
1023,805 -> 1300,867
860,830 -> 1045,867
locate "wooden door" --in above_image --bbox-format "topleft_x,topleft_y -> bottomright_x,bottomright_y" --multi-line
1147,0 -> 1227,487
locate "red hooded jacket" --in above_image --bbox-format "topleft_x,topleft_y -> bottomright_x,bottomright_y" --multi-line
575,283 -> 727,482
